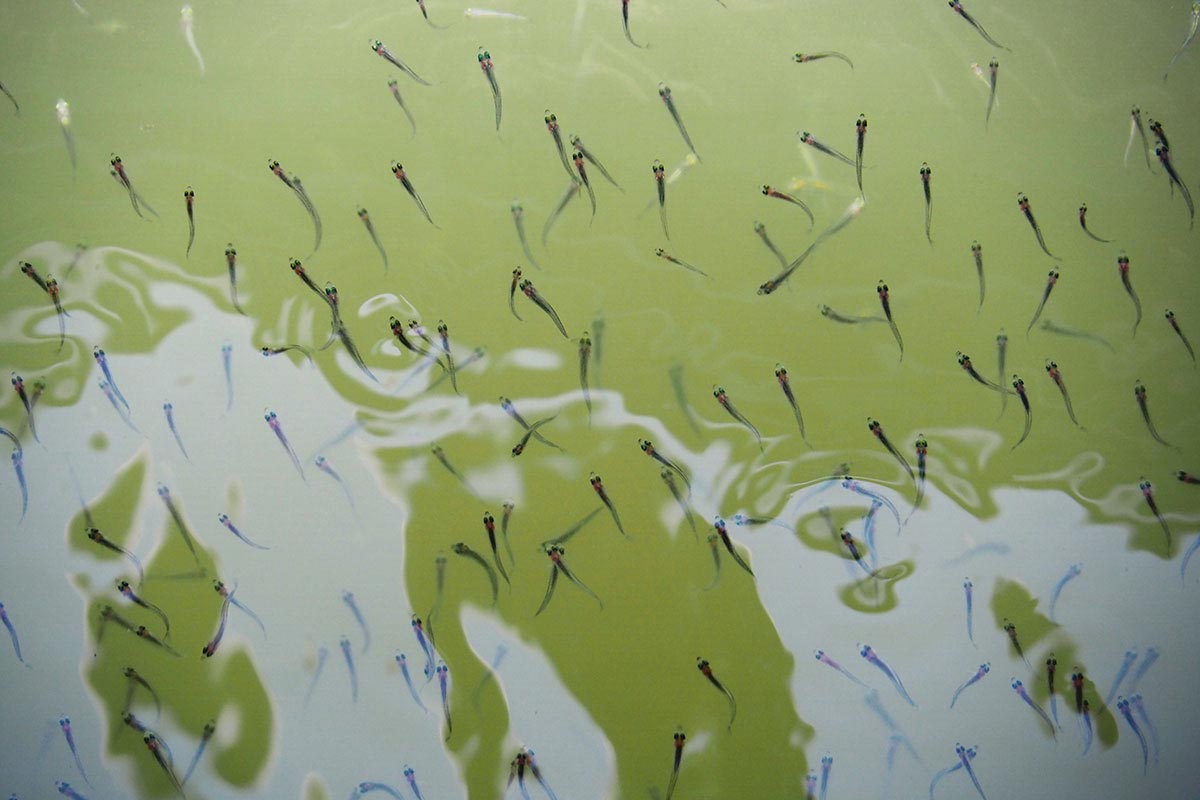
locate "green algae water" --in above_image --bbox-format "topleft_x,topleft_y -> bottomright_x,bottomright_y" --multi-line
1,0 -> 1199,797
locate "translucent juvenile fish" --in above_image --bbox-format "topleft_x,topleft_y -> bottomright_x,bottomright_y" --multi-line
157,484 -> 201,565
311,456 -> 354,513
1077,203 -> 1112,242
919,163 -> 932,242
818,304 -> 884,325
59,717 -> 93,788
0,601 -> 29,667
950,662 -> 990,708
162,402 -> 189,460
1017,193 -> 1059,260
1165,310 -> 1197,363
396,652 -> 428,712
390,162 -> 438,227
217,512 -> 269,550
87,528 -> 144,585
696,657 -> 737,731
371,39 -> 432,86
537,544 -> 603,614
56,99 -> 76,177
794,51 -> 853,68
758,196 -> 864,293
948,0 -> 1011,51
1134,381 -> 1173,448
754,221 -> 788,269
1140,478 -> 1173,554
569,135 -> 622,191
541,179 -> 581,246
1048,563 -> 1081,622
452,542 -> 498,605
510,205 -> 542,270
304,646 -> 328,707
519,278 -> 568,338
1011,679 -> 1056,738
867,417 -> 914,483
1155,144 -> 1194,227
221,342 -> 233,412
182,187 -> 195,257
1117,696 -> 1149,774
264,409 -> 306,480
1026,269 -> 1059,334
0,78 -> 18,114
340,636 -> 358,702
652,159 -> 669,239
1115,254 -> 1142,336
1164,1 -> 1200,80
431,444 -> 480,498
712,385 -> 763,451
861,644 -> 917,707
477,48 -> 501,130
181,5 -> 205,75
342,591 -> 370,655
268,160 -> 322,252
1044,360 -> 1082,428
658,84 -> 698,159
181,721 -> 215,785
357,207 -> 389,272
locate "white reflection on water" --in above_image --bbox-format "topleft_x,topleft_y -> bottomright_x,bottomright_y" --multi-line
462,606 -> 616,798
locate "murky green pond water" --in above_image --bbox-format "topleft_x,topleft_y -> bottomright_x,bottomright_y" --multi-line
1,0 -> 1199,798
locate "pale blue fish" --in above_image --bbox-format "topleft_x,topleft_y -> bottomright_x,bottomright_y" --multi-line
59,717 -> 92,788
181,720 -> 215,785
217,512 -> 270,550
862,498 -> 883,568
1128,646 -> 1159,693
316,456 -> 357,513
342,590 -> 370,655
221,343 -> 233,412
1081,699 -> 1094,756
340,636 -> 357,703
304,646 -> 329,707
861,644 -> 917,707
264,409 -> 305,480
404,766 -> 425,800
436,662 -> 451,739
805,772 -> 817,799
1182,535 -> 1200,584
100,380 -> 140,434
411,615 -> 436,679
12,449 -> 27,521
863,690 -> 920,764
223,585 -> 267,642
963,578 -> 975,645
842,477 -> 901,535
355,782 -> 404,799
950,662 -> 990,708
93,347 -> 129,410
956,742 -> 988,800
928,745 -> 975,799
1105,649 -> 1138,707
1011,679 -> 1056,737
1117,696 -> 1149,774
163,402 -> 189,460
396,653 -> 428,712
0,601 -> 29,666
818,754 -> 832,800
1130,694 -> 1160,764
55,782 -> 88,800
1048,562 -> 1081,622
814,649 -> 869,689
